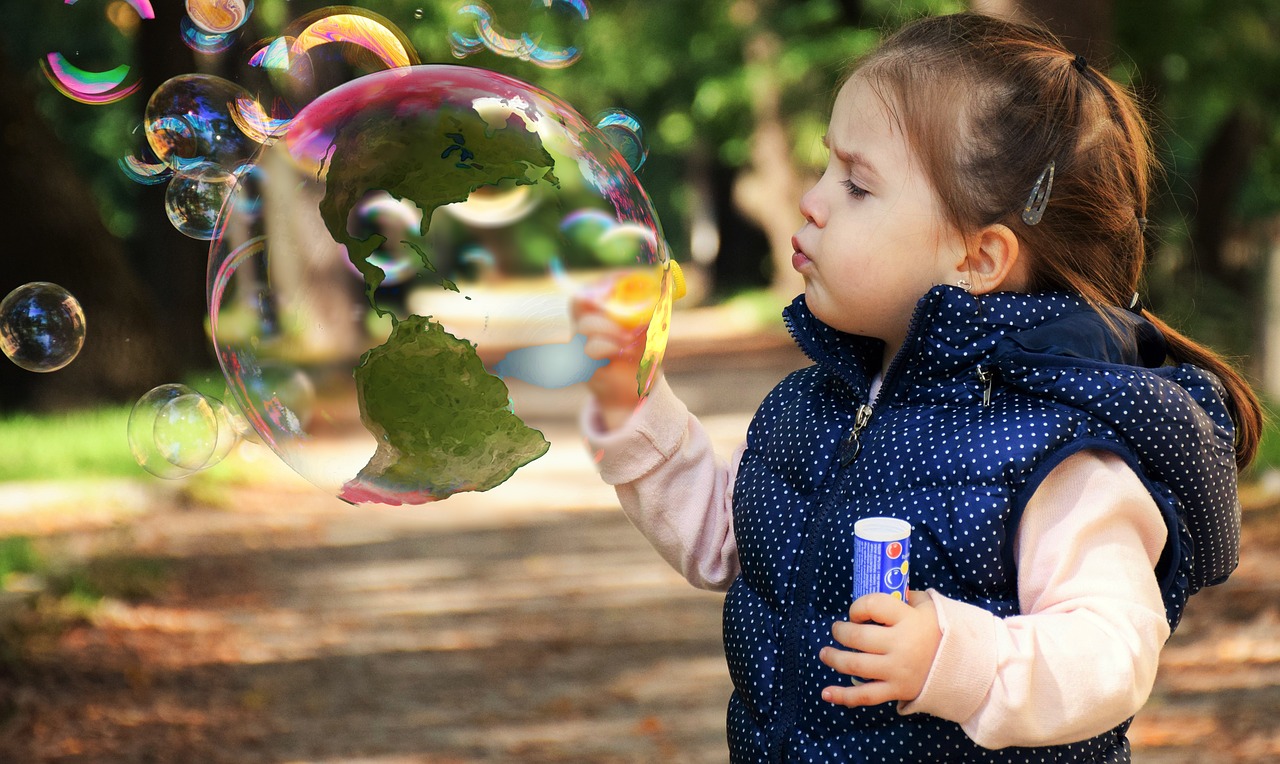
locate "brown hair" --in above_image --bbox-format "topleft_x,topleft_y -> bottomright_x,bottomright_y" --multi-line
850,12 -> 1262,469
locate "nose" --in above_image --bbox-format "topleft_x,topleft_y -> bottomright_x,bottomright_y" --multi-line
799,181 -> 824,227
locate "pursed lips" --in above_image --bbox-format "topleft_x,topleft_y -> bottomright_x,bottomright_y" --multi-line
791,234 -> 812,272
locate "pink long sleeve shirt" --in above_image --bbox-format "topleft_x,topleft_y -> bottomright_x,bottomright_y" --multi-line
584,375 -> 1171,750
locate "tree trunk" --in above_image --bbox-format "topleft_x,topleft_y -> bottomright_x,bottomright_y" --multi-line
734,26 -> 806,299
0,49 -> 172,411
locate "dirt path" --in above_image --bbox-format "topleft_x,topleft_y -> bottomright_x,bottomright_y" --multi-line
1,339 -> 1278,762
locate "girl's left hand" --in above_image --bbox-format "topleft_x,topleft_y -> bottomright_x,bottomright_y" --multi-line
818,589 -> 941,707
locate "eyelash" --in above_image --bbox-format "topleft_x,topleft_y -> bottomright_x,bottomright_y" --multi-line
841,179 -> 868,199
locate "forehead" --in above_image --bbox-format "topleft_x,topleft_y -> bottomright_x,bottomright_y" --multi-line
828,76 -> 911,167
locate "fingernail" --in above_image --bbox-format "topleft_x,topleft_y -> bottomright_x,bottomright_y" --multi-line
821,689 -> 832,702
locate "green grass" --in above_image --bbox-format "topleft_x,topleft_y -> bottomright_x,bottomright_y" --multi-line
0,406 -> 138,482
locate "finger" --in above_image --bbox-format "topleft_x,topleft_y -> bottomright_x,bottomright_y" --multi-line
818,646 -> 885,681
906,588 -> 930,607
848,593 -> 912,626
831,620 -> 895,655
821,680 -> 899,708
582,334 -> 624,360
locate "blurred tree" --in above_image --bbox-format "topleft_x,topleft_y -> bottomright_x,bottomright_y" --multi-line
4,0 -> 1279,409
0,3 -> 174,410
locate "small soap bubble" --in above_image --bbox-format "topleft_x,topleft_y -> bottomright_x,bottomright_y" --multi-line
186,0 -> 254,35
413,8 -> 424,20
145,74 -> 259,172
128,384 -> 203,478
165,162 -> 237,240
346,192 -> 425,286
0,282 -> 86,373
594,109 -> 647,171
119,123 -> 172,186
153,393 -> 218,470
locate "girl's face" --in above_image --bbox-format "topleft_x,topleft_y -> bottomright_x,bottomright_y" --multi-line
792,75 -> 968,364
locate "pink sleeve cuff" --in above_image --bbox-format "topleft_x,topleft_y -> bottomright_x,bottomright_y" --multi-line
898,590 -> 998,722
581,376 -> 693,485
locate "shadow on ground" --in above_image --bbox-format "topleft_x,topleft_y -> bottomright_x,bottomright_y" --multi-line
1,339 -> 1278,763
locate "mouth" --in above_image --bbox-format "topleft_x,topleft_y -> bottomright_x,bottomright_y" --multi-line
791,236 -> 812,272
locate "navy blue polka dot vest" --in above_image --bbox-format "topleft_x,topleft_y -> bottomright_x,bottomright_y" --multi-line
725,286 -> 1240,762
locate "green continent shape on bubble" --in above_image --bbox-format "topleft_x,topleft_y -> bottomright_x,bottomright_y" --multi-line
350,315 -> 550,500
316,101 -> 561,502
319,104 -> 559,303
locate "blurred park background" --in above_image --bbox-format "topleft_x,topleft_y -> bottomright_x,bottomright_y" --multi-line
0,0 -> 1278,761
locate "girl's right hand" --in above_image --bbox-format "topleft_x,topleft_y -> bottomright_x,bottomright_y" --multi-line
571,291 -> 651,431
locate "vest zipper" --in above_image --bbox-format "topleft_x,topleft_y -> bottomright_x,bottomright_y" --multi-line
977,365 -> 995,406
838,404 -> 874,465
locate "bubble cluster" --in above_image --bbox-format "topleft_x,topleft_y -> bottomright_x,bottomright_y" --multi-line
207,64 -> 675,505
128,384 -> 240,479
0,282 -> 86,373
450,0 -> 590,69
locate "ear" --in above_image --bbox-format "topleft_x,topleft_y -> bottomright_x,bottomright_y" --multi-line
955,223 -> 1027,294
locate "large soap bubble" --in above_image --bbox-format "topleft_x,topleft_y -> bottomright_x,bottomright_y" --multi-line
208,64 -> 677,506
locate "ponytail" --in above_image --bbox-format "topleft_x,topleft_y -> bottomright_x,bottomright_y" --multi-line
1140,310 -> 1263,470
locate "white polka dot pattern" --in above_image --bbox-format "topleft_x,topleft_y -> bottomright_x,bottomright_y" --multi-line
722,286 -> 1241,762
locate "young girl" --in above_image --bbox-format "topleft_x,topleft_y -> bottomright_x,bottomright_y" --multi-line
577,12 -> 1260,762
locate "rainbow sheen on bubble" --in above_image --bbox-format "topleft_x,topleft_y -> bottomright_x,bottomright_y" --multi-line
40,52 -> 141,105
595,108 -> 647,171
0,282 -> 86,373
345,192 -> 426,286
180,16 -> 238,55
207,64 -> 674,505
119,123 -> 173,185
450,0 -> 590,69
186,0 -> 254,35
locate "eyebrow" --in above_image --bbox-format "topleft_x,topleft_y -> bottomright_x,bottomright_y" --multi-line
820,134 -> 883,183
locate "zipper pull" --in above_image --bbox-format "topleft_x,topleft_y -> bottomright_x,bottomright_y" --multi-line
838,404 -> 874,465
976,365 -> 995,407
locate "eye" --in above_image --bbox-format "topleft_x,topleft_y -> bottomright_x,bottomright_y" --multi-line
841,179 -> 868,200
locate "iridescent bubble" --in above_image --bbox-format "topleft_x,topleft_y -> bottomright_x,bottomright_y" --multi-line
346,192 -> 425,286
165,162 -> 236,240
186,0 -> 254,35
179,16 -> 238,55
153,392 -> 218,470
595,108 -> 647,171
450,0 -> 589,69
0,282 -> 86,373
40,52 -> 141,106
229,95 -> 292,145
119,123 -> 172,186
207,64 -> 674,505
145,74 -> 260,172
290,9 -> 417,70
41,0 -> 153,105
